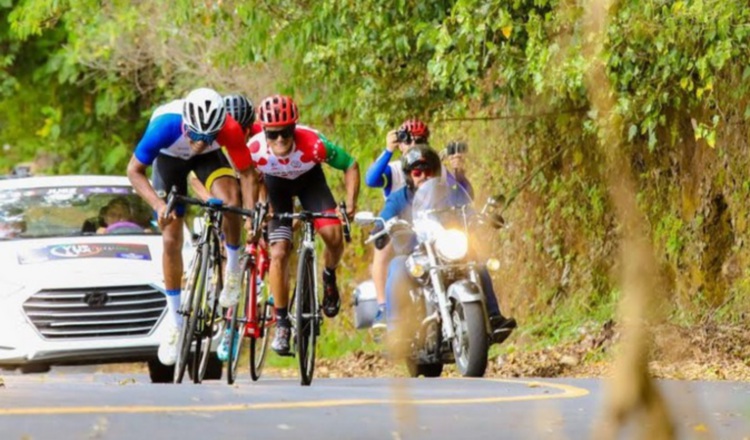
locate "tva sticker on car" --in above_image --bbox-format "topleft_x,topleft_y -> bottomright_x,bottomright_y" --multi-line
17,243 -> 152,264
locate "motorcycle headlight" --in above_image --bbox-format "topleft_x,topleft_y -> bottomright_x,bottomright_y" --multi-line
413,218 -> 445,242
435,229 -> 468,262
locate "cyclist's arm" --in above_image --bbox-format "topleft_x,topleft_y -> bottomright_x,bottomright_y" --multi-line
129,114 -> 181,212
188,171 -> 212,201
237,167 -> 261,210
364,149 -> 394,191
320,135 -> 360,212
217,115 -> 252,172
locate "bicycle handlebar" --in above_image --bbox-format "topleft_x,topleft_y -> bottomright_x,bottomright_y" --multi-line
257,202 -> 352,242
164,186 -> 255,218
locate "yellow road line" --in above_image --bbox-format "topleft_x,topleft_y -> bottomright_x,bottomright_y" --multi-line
0,379 -> 589,416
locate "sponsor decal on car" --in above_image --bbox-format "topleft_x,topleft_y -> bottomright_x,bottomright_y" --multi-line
17,243 -> 151,264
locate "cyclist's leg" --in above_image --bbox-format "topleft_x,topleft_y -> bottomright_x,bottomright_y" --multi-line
152,154 -> 190,365
297,166 -> 342,318
193,151 -> 243,307
264,174 -> 295,354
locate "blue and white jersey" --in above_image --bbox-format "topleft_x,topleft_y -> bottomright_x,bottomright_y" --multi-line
133,100 -> 222,165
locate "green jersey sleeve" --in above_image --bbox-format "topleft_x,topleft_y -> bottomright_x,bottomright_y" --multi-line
320,134 -> 356,170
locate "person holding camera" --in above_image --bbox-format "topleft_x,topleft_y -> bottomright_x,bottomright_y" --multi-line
365,120 -> 474,328
373,144 -> 516,342
442,140 -> 472,195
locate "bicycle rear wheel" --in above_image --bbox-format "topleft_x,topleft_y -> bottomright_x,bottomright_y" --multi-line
294,247 -> 317,386
174,245 -> 208,384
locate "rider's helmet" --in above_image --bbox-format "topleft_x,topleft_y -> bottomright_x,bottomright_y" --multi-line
223,94 -> 255,129
399,118 -> 430,140
258,95 -> 299,127
182,88 -> 227,135
402,144 -> 442,188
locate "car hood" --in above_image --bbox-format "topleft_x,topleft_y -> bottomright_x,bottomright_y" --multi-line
0,235 -> 165,288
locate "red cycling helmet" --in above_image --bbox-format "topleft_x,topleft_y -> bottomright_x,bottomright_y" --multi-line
399,118 -> 430,139
259,94 -> 299,127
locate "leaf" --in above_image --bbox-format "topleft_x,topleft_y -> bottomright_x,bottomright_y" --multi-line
501,25 -> 513,39
628,124 -> 638,141
706,130 -> 716,148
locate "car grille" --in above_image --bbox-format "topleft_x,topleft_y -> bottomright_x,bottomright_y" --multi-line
22,285 -> 167,339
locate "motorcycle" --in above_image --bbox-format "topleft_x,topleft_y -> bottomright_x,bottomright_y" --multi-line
355,179 -> 506,378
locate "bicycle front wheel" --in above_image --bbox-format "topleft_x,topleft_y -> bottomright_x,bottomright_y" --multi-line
174,244 -> 209,384
295,247 -> 317,386
195,237 -> 224,383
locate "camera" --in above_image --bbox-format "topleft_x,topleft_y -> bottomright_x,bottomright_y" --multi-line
446,141 -> 468,156
396,129 -> 411,143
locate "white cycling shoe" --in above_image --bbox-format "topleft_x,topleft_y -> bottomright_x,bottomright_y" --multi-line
219,269 -> 242,308
158,324 -> 180,366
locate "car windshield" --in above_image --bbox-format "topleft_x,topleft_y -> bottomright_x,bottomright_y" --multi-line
0,185 -> 157,240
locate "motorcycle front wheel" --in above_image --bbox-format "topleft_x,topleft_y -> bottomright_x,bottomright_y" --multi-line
451,301 -> 488,377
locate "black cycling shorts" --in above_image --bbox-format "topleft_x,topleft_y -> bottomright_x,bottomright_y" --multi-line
264,165 -> 338,242
151,151 -> 235,216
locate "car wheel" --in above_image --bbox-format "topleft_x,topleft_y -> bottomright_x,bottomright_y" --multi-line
147,359 -> 175,383
20,364 -> 51,374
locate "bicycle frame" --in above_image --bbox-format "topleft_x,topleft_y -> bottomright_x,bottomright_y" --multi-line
243,242 -> 271,338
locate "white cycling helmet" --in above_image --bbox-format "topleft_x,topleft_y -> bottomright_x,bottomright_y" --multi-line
182,88 -> 227,134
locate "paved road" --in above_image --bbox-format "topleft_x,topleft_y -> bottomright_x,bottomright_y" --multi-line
0,370 -> 748,439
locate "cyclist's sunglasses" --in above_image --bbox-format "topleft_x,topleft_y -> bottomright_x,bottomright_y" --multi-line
265,125 -> 296,140
185,127 -> 218,144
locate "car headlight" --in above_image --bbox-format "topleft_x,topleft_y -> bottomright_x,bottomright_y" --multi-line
435,229 -> 468,262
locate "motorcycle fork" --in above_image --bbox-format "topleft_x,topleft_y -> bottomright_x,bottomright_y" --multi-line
424,244 -> 456,341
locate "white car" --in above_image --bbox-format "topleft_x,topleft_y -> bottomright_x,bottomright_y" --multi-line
0,175 -> 205,382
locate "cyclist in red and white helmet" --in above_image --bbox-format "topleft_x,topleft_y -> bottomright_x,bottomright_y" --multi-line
127,87 -> 256,367
244,94 -> 360,355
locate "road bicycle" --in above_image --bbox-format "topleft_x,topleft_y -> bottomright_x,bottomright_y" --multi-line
264,203 -> 351,386
226,204 -> 273,384
164,187 -> 254,384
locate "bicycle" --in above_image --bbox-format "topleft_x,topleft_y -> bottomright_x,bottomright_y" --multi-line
263,203 -> 351,386
226,204 -> 274,384
164,186 -> 254,384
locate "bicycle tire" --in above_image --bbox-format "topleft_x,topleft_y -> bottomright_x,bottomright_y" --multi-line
295,247 -> 317,386
250,284 -> 272,382
174,244 -> 208,384
195,233 -> 224,383
227,255 -> 250,385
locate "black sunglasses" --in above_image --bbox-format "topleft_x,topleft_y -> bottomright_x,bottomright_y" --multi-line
265,125 -> 295,140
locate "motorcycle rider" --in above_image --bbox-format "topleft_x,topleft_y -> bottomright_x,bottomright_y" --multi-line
374,144 -> 517,343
